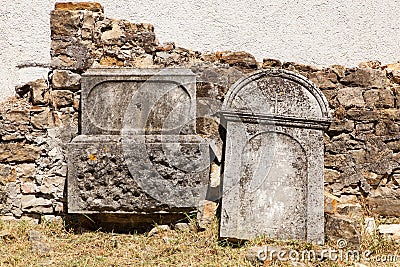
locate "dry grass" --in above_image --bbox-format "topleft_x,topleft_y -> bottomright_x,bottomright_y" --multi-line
0,216 -> 251,267
0,216 -> 398,267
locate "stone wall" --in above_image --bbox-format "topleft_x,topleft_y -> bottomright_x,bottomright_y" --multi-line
1,2 -> 400,239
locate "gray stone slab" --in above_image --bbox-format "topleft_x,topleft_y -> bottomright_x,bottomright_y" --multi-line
80,68 -> 197,135
219,69 -> 330,244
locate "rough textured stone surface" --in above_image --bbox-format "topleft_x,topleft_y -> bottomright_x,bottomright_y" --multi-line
31,108 -> 58,129
328,119 -> 354,133
341,68 -> 387,88
359,60 -> 382,69
68,135 -> 209,213
385,62 -> 400,83
337,87 -> 365,108
148,225 -> 170,237
309,70 -> 338,89
197,200 -> 218,229
219,70 -> 330,244
378,224 -> 400,240
0,143 -> 41,163
368,187 -> 400,216
29,79 -> 50,105
68,69 -> 210,214
5,110 -> 30,124
55,2 -> 103,12
325,214 -> 361,248
215,51 -> 257,67
52,70 -> 81,90
364,88 -> 394,108
324,191 -> 339,214
80,68 -> 197,135
262,58 -> 282,69
50,90 -> 74,108
21,195 -> 53,213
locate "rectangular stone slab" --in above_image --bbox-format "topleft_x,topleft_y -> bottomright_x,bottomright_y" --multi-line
219,114 -> 325,244
80,68 -> 196,135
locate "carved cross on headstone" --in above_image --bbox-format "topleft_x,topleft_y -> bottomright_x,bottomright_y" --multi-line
270,86 -> 284,114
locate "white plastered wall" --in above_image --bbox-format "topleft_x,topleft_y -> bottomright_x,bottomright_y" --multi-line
1,0 -> 400,100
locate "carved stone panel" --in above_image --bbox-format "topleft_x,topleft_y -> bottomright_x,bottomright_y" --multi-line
220,69 -> 330,244
81,68 -> 196,135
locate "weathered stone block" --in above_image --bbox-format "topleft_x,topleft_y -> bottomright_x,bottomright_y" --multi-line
337,203 -> 363,219
379,108 -> 400,120
51,90 -> 74,108
0,143 -> 40,163
358,60 -> 381,69
355,122 -> 374,132
341,68 -> 387,88
82,11 -> 95,40
197,200 -> 218,229
324,191 -> 339,213
324,154 -> 346,168
262,58 -> 282,68
55,2 -> 103,12
21,195 -> 52,213
99,56 -> 124,66
50,10 -> 82,38
309,70 -> 338,89
29,79 -> 50,105
325,214 -> 361,248
68,135 -> 210,213
5,109 -> 30,124
369,188 -> 400,216
327,119 -> 354,133
216,51 -> 257,67
364,88 -> 394,108
31,108 -> 58,129
337,87 -> 365,108
39,176 -> 65,197
324,169 -> 340,183
329,64 -> 346,79
21,183 -> 38,194
375,120 -> 399,136
52,70 -> 81,90
346,109 -> 379,121
385,62 -> 400,83
378,224 -> 400,241
100,22 -> 124,43
0,165 -> 17,185
282,62 -> 320,73
51,40 -> 92,71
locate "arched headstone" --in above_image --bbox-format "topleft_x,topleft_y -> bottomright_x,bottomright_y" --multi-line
219,69 -> 330,244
